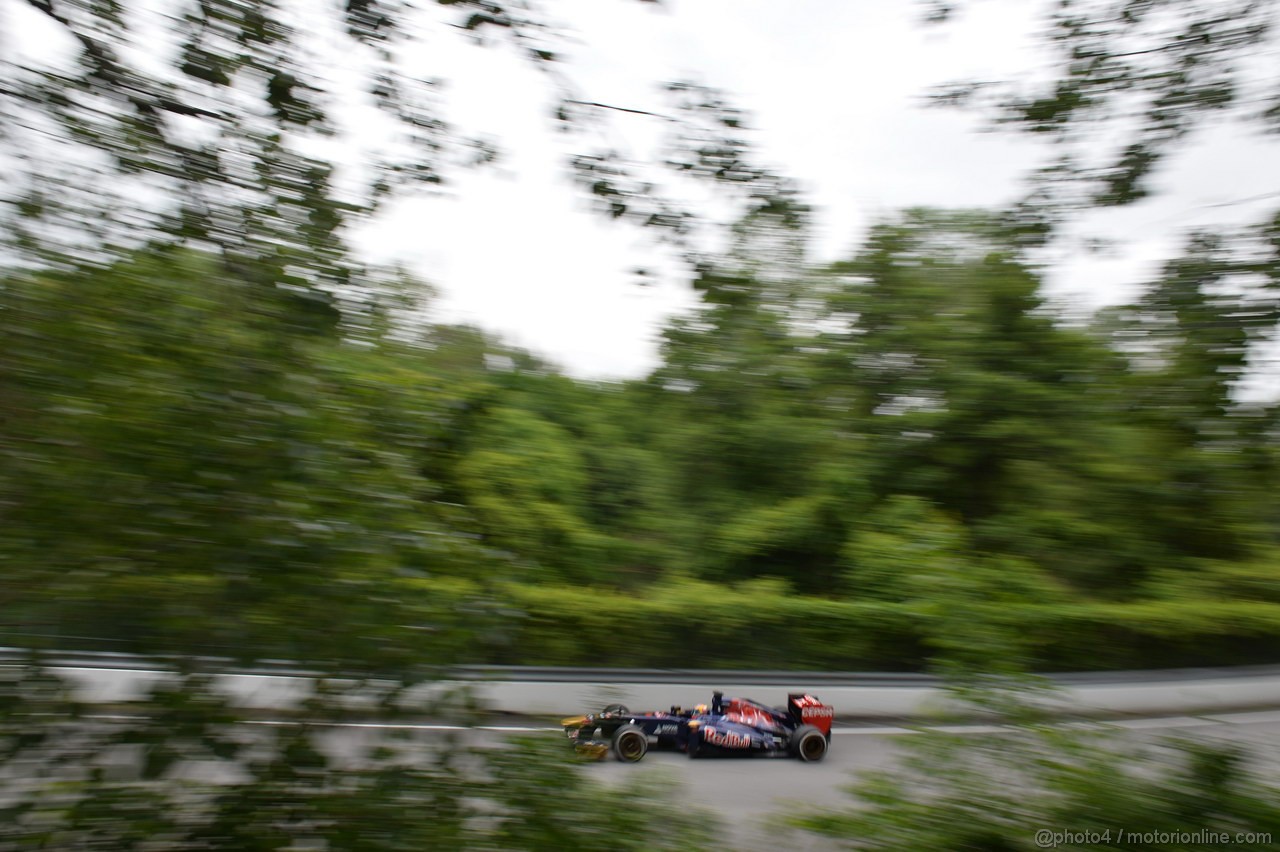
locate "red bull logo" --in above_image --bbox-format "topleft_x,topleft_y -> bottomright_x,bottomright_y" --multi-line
703,728 -> 752,749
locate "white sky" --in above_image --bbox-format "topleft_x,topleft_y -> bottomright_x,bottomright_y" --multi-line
357,0 -> 1056,378
349,0 -> 1280,381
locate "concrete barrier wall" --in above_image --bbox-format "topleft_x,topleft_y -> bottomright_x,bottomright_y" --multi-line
25,664 -> 1280,719
442,676 -> 1280,718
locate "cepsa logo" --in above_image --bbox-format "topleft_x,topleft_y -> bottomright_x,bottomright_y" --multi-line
802,706 -> 834,719
703,729 -> 753,749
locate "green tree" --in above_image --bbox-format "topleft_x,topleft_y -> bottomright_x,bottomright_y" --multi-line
0,250 -> 493,667
932,0 -> 1280,431
822,211 -> 1173,592
648,213 -> 868,592
453,404 -> 609,583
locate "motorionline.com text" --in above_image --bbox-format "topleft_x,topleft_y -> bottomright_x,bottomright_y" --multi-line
1035,828 -> 1272,848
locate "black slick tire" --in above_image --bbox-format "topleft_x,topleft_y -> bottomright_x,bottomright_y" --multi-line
612,724 -> 648,763
790,724 -> 828,762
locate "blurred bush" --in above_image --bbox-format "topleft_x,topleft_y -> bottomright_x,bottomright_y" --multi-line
491,581 -> 1280,671
0,663 -> 716,850
790,712 -> 1280,850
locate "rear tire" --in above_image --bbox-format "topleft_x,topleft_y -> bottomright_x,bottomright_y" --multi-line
613,724 -> 648,763
790,724 -> 828,762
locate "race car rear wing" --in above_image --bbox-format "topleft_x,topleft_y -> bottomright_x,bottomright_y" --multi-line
787,693 -> 834,736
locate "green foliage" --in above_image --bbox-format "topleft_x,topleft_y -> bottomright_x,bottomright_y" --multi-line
454,406 -> 608,582
486,580 -> 1280,671
5,208 -> 1280,674
0,251 -> 499,669
791,720 -> 1280,851
0,665 -> 717,850
824,211 -> 1187,593
1192,551 -> 1280,604
842,496 -> 969,602
497,577 -> 924,670
1019,600 -> 1280,670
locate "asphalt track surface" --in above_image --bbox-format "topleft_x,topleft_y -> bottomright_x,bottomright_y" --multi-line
168,709 -> 1280,851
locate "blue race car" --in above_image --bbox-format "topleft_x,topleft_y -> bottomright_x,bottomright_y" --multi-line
561,691 -> 833,763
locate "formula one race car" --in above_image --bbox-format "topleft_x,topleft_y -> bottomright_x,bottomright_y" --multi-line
561,691 -> 833,763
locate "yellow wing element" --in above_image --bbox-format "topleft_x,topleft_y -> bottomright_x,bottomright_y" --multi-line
574,742 -> 610,759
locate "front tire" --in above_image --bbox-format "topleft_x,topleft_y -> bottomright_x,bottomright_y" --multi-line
790,724 -> 828,762
613,724 -> 648,763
